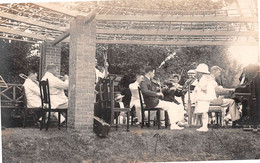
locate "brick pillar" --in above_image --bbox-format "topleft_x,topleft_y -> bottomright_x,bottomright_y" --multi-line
40,40 -> 61,78
68,16 -> 96,132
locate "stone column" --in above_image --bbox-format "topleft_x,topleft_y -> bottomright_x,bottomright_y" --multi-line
40,40 -> 61,78
68,16 -> 96,132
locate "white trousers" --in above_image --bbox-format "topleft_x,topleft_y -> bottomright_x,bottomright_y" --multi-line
156,100 -> 184,124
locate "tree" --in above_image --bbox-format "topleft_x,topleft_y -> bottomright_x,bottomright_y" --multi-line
0,39 -> 40,83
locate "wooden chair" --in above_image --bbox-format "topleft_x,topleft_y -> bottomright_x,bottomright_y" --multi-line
98,77 -> 130,131
138,87 -> 168,129
39,79 -> 68,131
22,87 -> 41,128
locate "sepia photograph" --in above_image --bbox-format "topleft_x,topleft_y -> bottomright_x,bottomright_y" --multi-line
0,0 -> 259,162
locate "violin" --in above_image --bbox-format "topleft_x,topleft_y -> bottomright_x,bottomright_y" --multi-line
151,78 -> 163,92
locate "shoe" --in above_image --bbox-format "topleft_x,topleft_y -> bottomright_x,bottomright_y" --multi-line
160,122 -> 165,127
170,124 -> 184,130
178,121 -> 188,127
60,121 -> 66,127
196,127 -> 208,132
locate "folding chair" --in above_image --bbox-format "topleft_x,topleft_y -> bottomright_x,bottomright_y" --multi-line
39,79 -> 68,131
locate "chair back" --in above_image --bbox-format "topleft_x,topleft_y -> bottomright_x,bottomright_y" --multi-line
138,87 -> 145,110
39,79 -> 51,109
22,86 -> 28,108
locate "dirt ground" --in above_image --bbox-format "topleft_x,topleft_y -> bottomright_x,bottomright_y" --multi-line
2,124 -> 260,163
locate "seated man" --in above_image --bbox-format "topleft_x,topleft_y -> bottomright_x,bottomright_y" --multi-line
210,66 -> 240,127
129,73 -> 144,124
23,70 -> 41,108
41,65 -> 69,123
140,66 -> 184,130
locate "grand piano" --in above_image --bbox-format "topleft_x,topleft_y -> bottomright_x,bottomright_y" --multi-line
232,64 -> 260,131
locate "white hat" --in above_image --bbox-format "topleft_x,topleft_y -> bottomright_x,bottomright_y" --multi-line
195,63 -> 210,74
187,69 -> 196,75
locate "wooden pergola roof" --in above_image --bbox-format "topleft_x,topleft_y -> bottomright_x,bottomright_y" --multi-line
0,1 -> 258,46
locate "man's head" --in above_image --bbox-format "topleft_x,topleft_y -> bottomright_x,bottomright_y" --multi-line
144,66 -> 155,79
187,69 -> 196,78
195,63 -> 210,79
46,64 -> 58,76
27,70 -> 38,81
210,66 -> 222,78
169,74 -> 180,83
135,73 -> 144,83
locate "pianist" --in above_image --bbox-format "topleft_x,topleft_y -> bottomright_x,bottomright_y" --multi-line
210,66 -> 241,127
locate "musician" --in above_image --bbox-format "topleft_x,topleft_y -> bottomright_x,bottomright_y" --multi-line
23,70 -> 41,108
184,69 -> 198,105
95,59 -> 106,84
41,64 -> 68,123
210,66 -> 240,127
193,64 -> 216,132
162,74 -> 184,104
140,66 -> 184,130
129,73 -> 144,124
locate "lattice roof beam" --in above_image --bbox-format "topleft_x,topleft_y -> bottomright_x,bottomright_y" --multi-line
52,29 -> 70,46
96,29 -> 258,37
0,10 -> 67,32
96,40 -> 258,46
33,2 -> 86,17
0,26 -> 49,40
96,15 -> 258,22
51,9 -> 97,45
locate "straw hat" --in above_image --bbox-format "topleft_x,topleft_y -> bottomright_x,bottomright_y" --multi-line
195,63 -> 210,74
187,69 -> 196,75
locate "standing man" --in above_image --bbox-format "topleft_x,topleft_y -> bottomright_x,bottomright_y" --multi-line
41,65 -> 68,123
129,73 -> 144,124
210,66 -> 240,127
140,66 -> 184,130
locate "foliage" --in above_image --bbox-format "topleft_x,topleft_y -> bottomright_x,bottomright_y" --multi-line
0,39 -> 40,83
96,44 -> 241,87
61,43 -> 70,76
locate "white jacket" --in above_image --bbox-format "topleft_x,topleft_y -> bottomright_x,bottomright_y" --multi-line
41,72 -> 68,109
129,81 -> 141,108
194,74 -> 216,102
23,78 -> 41,108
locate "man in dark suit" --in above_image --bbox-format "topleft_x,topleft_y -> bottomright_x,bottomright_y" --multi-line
140,66 -> 184,130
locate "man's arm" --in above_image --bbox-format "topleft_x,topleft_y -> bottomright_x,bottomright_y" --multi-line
140,81 -> 157,97
51,75 -> 69,90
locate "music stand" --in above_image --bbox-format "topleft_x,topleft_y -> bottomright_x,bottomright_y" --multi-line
0,75 -> 7,163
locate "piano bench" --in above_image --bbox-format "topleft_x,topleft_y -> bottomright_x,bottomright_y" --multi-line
208,105 -> 224,127
191,105 -> 224,127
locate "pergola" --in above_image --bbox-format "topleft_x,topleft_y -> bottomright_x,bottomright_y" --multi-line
0,1 -> 258,132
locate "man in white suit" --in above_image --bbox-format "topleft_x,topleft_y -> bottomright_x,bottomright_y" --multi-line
129,73 -> 144,124
41,65 -> 68,123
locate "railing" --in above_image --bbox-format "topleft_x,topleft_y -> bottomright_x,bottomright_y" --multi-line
0,83 -> 24,109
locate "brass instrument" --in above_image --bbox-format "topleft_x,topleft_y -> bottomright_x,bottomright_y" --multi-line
19,73 -> 28,80
19,73 -> 39,85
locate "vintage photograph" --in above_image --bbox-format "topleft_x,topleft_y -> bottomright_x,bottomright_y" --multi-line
0,0 -> 259,162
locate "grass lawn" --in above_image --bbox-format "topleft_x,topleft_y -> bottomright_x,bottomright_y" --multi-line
2,125 -> 260,162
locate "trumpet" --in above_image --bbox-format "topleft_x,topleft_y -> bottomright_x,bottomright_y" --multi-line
19,73 -> 39,85
19,73 -> 28,80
